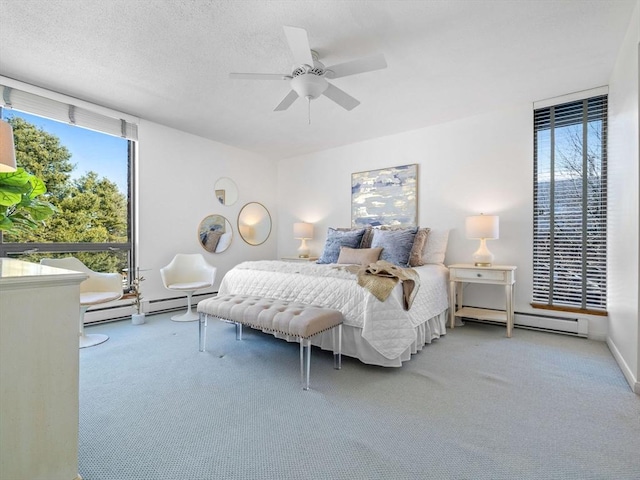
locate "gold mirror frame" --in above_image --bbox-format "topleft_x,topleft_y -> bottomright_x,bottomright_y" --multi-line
237,202 -> 272,246
198,214 -> 233,253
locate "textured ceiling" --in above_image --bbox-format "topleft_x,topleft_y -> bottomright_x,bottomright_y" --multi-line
0,0 -> 635,159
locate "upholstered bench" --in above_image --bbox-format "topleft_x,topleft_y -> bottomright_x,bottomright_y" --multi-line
197,294 -> 343,390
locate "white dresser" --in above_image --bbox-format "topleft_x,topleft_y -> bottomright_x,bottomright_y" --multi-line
0,259 -> 87,480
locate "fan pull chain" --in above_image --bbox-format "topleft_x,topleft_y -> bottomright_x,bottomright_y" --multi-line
307,96 -> 311,125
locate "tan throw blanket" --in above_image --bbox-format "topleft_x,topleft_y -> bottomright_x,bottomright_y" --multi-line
346,260 -> 421,310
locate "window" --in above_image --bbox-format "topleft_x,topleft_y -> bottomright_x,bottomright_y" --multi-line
533,95 -> 607,313
0,83 -> 137,282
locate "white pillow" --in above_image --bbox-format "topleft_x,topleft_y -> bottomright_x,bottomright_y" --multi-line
421,228 -> 450,264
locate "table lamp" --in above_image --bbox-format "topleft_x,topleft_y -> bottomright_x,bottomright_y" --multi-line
293,222 -> 313,258
466,214 -> 499,266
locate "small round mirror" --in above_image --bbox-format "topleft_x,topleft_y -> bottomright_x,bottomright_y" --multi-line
214,177 -> 238,206
238,202 -> 272,246
198,214 -> 233,253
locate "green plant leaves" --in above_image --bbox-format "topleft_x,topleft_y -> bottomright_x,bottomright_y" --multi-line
0,167 -> 55,233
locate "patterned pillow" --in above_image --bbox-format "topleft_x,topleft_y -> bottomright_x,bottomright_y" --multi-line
408,228 -> 431,267
317,227 -> 367,264
370,226 -> 419,267
337,226 -> 373,248
359,226 -> 374,248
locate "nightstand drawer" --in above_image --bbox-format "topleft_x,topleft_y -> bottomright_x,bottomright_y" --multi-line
453,268 -> 506,282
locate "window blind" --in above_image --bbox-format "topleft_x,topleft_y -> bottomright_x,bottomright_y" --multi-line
1,84 -> 138,141
533,95 -> 607,312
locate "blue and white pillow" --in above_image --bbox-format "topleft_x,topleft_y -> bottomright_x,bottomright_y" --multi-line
371,226 -> 419,267
317,227 -> 367,264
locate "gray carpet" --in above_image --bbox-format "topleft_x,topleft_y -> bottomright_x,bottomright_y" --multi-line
79,313 -> 640,480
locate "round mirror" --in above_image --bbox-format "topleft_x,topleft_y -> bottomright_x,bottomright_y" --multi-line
214,177 -> 238,206
238,202 -> 272,246
198,214 -> 233,253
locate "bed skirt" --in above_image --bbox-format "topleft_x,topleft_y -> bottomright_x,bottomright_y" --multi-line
268,310 -> 448,367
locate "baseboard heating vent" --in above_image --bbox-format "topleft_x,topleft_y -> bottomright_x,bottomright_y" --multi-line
85,292 -> 217,325
461,310 -> 588,338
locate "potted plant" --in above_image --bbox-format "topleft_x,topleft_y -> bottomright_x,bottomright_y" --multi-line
130,267 -> 146,325
0,168 -> 56,234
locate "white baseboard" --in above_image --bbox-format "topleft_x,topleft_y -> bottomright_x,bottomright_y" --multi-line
606,336 -> 640,394
514,313 -> 588,337
84,292 -> 216,324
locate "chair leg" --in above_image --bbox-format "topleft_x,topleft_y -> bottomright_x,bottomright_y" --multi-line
333,324 -> 342,370
300,337 -> 311,391
199,313 -> 207,352
79,305 -> 109,349
171,290 -> 199,322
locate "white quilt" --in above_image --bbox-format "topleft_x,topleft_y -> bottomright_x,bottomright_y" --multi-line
218,261 -> 449,359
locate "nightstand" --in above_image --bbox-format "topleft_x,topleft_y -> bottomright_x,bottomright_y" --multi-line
281,256 -> 319,262
448,263 -> 517,337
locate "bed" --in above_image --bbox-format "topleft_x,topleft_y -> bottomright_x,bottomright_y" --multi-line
217,257 -> 450,367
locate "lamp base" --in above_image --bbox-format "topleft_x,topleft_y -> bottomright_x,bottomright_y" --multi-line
472,238 -> 494,267
297,238 -> 310,258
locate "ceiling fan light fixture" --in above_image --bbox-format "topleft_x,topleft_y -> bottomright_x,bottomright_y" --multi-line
229,26 -> 386,116
290,73 -> 328,100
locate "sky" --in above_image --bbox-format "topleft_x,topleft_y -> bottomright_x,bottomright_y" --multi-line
2,110 -> 129,194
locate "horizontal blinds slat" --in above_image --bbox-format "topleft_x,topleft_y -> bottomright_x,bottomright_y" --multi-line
534,95 -> 607,130
1,85 -> 138,141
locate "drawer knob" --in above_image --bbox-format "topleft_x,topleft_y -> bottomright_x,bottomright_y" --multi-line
477,273 -> 482,277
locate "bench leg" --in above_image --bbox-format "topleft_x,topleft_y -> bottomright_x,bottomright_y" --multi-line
333,324 -> 342,370
199,313 -> 208,352
235,322 -> 242,341
299,337 -> 311,391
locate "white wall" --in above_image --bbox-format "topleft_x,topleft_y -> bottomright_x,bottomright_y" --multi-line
607,0 -> 640,394
137,120 -> 278,304
277,102 -> 610,338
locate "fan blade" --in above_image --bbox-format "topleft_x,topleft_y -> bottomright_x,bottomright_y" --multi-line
322,83 -> 360,111
325,53 -> 387,79
274,90 -> 299,111
283,26 -> 314,66
229,73 -> 291,80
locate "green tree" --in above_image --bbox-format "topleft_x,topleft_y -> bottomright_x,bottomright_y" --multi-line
8,117 -> 74,200
4,116 -> 128,273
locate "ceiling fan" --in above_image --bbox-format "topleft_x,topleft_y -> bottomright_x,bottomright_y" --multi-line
229,26 -> 387,122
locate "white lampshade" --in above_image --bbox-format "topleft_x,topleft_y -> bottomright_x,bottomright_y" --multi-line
466,215 -> 499,240
466,214 -> 499,266
0,120 -> 17,173
293,222 -> 313,239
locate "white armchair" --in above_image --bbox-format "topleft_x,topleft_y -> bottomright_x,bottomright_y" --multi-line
40,257 -> 123,348
160,253 -> 216,322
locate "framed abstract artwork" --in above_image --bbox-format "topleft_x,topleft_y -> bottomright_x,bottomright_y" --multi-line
351,164 -> 418,228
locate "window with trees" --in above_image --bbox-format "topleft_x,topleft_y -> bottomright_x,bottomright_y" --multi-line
533,95 -> 607,313
0,85 -> 136,279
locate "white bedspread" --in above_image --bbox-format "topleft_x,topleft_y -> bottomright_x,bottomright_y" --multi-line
218,261 -> 449,359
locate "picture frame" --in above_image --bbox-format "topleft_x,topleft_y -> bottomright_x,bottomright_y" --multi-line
351,164 -> 418,228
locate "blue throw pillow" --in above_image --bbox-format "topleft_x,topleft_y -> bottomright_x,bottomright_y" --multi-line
371,226 -> 419,267
317,228 -> 367,264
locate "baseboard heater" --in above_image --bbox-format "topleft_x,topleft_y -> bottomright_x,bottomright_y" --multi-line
462,309 -> 588,338
84,292 -> 217,325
